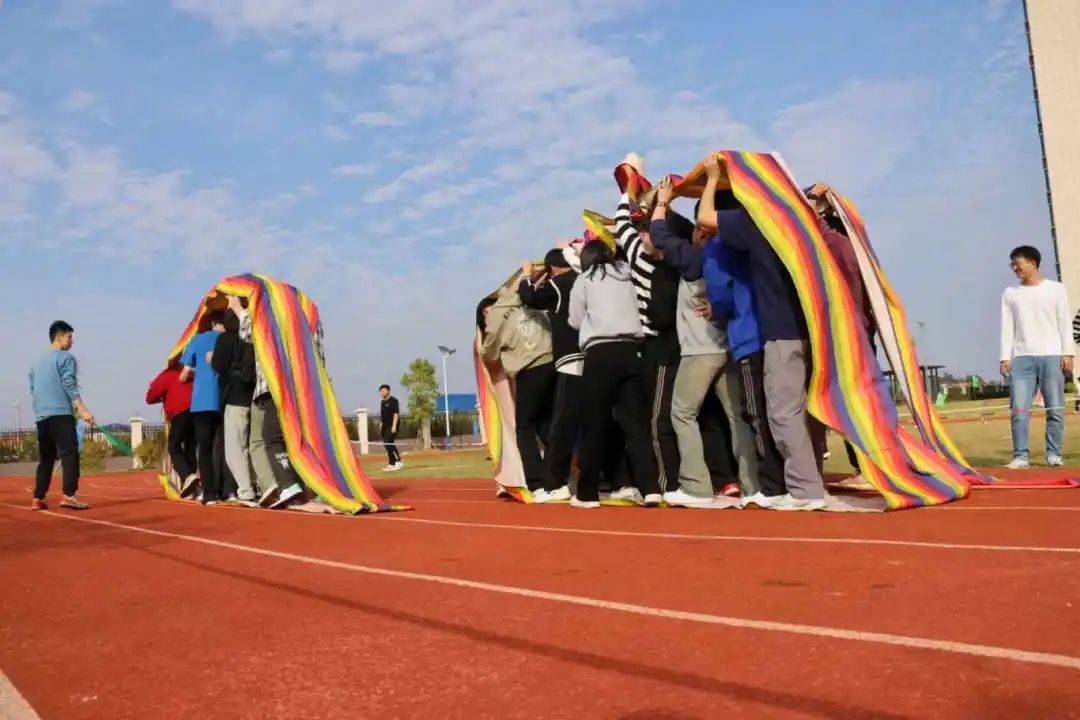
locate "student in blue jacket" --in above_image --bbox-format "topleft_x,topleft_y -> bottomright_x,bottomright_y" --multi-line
698,198 -> 787,505
697,153 -> 826,511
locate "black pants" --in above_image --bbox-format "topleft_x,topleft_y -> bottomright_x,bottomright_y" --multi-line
544,372 -> 582,492
645,361 -> 681,494
34,415 -> 80,498
192,411 -> 222,502
514,362 -> 556,491
382,428 -> 401,465
168,411 -> 197,480
845,441 -> 860,471
701,389 -> 738,490
578,343 -> 659,502
257,395 -> 302,491
737,352 -> 787,496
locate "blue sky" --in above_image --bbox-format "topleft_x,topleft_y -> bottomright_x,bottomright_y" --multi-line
0,0 -> 1051,424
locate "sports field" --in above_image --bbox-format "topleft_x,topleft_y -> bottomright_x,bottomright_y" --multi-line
1,413 -> 1078,719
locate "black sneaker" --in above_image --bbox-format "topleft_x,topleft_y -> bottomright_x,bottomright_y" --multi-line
257,486 -> 281,508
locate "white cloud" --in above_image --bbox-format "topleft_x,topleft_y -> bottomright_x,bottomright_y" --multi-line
334,163 -> 376,176
771,79 -> 929,194
321,47 -> 365,73
352,111 -> 400,127
0,95 -> 305,270
364,156 -> 455,203
61,89 -> 98,112
0,95 -> 59,223
322,124 -> 350,141
264,47 -> 293,64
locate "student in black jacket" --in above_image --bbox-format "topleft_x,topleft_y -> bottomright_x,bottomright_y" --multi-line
210,310 -> 257,505
518,248 -> 582,502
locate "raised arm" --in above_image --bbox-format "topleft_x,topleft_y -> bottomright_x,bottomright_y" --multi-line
613,192 -> 643,255
518,263 -> 558,311
649,177 -> 703,281
696,152 -> 722,233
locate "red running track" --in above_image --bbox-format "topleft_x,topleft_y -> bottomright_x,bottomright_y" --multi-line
1,472 -> 1079,719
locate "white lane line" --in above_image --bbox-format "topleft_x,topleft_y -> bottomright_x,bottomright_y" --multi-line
0,671 -> 42,720
4,503 -> 1079,672
374,516 -> 1080,555
6,496 -> 1078,555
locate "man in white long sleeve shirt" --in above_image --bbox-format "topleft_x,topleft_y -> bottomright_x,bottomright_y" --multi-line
1000,245 -> 1074,468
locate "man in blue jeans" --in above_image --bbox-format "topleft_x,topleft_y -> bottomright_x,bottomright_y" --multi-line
1000,245 -> 1074,469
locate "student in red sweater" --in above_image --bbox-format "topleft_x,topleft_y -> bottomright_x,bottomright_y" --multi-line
146,360 -> 197,496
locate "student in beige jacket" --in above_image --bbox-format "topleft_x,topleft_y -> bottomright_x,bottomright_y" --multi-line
480,284 -> 556,492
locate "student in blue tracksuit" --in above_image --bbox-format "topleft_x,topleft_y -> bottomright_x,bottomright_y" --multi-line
699,205 -> 787,504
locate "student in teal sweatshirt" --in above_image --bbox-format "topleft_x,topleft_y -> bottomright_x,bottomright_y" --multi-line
28,320 -> 96,511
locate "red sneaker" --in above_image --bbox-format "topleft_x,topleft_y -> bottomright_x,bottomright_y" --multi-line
721,483 -> 741,497
31,498 -> 48,511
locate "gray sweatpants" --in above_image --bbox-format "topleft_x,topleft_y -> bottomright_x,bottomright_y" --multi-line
249,400 -> 280,495
763,339 -> 825,500
223,404 -> 256,500
671,353 -> 760,498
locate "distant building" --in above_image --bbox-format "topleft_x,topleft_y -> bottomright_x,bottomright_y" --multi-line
1025,0 -> 1080,307
435,393 -> 479,414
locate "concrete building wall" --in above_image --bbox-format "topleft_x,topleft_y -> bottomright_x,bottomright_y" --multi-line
1026,0 -> 1080,310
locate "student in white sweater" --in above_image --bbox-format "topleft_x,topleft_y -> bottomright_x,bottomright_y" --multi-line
1000,245 -> 1074,468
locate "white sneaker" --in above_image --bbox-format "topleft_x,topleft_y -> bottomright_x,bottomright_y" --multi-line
270,483 -> 304,509
772,494 -> 827,512
569,496 -> 601,509
1006,457 -> 1030,470
663,488 -> 716,508
608,486 -> 644,505
643,493 -> 662,507
1047,455 -> 1064,467
180,474 -> 200,498
534,486 -> 570,504
391,462 -> 405,471
740,492 -> 776,509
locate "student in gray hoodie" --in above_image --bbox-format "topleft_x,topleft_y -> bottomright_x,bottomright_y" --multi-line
649,179 -> 759,507
567,242 -> 660,508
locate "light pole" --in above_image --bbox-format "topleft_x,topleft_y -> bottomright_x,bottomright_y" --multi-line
437,346 -> 456,449
14,400 -> 21,430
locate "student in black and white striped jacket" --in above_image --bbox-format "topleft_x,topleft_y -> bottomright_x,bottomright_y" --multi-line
613,192 -> 684,497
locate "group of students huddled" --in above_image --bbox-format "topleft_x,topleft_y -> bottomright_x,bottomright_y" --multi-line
146,295 -> 311,508
479,153 -> 873,510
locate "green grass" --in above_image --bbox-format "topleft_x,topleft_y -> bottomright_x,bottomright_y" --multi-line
360,449 -> 494,480
825,415 -> 1075,473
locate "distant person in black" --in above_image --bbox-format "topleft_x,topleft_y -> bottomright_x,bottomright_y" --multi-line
379,384 -> 403,471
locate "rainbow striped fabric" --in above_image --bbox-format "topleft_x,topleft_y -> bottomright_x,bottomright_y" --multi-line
166,274 -> 405,514
824,191 -> 988,482
711,152 -> 979,508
